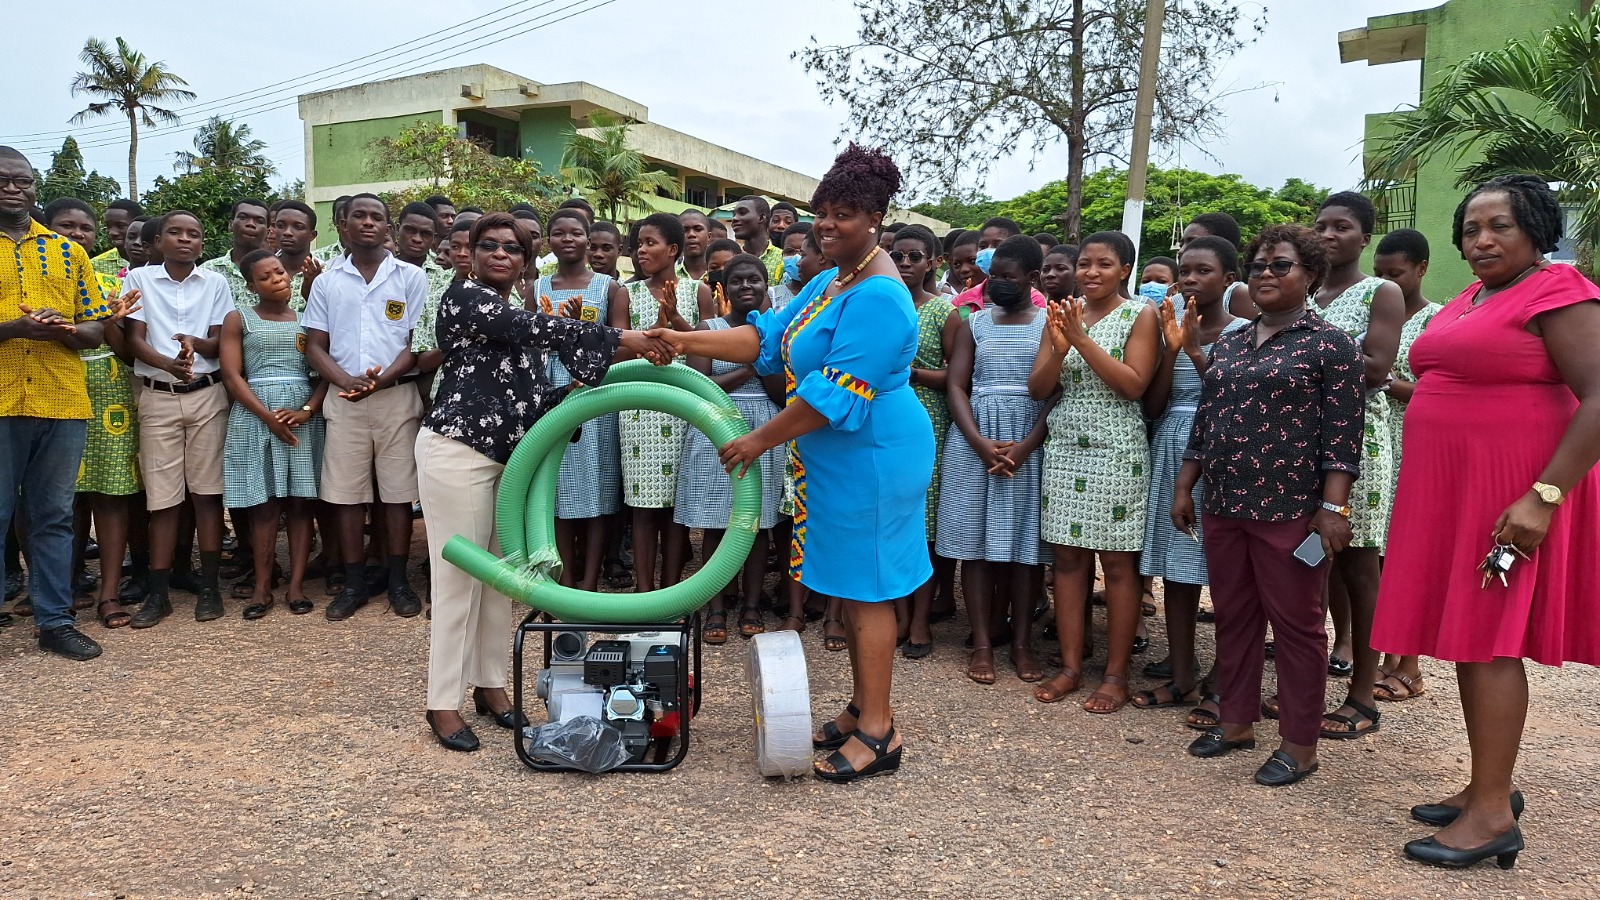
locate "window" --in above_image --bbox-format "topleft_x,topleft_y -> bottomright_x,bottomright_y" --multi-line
1370,179 -> 1416,234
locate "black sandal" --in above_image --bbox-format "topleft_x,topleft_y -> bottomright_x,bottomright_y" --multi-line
1132,681 -> 1198,709
815,724 -> 902,784
703,611 -> 729,645
737,605 -> 765,638
1185,692 -> 1223,731
97,599 -> 132,629
1320,699 -> 1381,740
813,702 -> 860,750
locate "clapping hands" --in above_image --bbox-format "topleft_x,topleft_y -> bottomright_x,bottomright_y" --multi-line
338,366 -> 384,401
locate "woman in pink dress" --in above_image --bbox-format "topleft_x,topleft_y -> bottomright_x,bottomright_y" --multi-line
1374,175 -> 1600,870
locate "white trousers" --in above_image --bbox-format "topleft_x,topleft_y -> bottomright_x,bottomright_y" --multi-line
416,428 -> 517,710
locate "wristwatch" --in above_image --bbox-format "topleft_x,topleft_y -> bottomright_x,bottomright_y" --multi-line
1320,501 -> 1351,518
1532,482 -> 1564,506
301,404 -> 314,413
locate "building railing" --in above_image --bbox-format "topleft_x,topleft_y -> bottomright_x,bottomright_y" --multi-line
1370,179 -> 1417,234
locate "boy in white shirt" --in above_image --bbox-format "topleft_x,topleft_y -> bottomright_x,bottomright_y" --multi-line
122,211 -> 236,627
301,194 -> 428,621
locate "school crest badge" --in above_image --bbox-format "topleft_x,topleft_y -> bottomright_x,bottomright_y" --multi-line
296,333 -> 307,353
385,300 -> 405,321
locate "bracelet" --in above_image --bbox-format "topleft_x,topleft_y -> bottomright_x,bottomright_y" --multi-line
1320,501 -> 1351,518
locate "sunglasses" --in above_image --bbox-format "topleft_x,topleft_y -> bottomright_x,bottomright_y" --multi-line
889,250 -> 928,264
1246,259 -> 1302,279
475,239 -> 526,256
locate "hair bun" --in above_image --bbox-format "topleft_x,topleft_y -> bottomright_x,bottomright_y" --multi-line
812,143 -> 903,214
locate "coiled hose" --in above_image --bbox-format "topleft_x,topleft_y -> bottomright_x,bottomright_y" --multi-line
441,359 -> 762,624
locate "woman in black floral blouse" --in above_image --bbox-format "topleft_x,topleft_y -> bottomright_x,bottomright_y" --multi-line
414,213 -> 667,752
1172,224 -> 1365,787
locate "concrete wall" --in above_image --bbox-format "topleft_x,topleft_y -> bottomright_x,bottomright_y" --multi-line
311,113 -> 445,191
519,107 -> 571,176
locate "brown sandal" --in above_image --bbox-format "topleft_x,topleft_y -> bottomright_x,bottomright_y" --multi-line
1033,667 -> 1081,703
1083,674 -> 1131,714
702,611 -> 728,645
1374,671 -> 1425,702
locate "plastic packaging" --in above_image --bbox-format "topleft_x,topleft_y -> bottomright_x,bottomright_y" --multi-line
522,716 -> 633,772
747,631 -> 814,778
442,360 -> 763,624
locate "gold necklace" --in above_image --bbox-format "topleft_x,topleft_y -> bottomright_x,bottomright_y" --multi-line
833,246 -> 881,290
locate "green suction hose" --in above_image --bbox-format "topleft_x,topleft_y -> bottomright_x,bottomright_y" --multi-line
441,359 -> 763,624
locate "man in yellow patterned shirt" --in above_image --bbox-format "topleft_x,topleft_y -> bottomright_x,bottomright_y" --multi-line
0,146 -> 111,661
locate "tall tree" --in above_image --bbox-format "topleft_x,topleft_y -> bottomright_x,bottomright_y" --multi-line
140,168 -> 279,261
69,36 -> 195,201
37,136 -> 122,209
559,112 -> 678,222
175,117 -> 274,179
801,0 -> 1264,240
1366,9 -> 1600,255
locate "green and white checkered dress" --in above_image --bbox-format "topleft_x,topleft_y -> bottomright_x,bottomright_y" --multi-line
222,308 -> 324,508
1040,298 -> 1151,551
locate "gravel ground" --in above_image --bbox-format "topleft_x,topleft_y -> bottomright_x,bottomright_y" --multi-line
3,529 -> 1599,900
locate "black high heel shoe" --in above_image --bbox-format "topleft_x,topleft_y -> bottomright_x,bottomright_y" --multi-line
473,688 -> 530,730
814,725 -> 902,784
1404,825 -> 1523,870
1411,790 -> 1524,828
425,710 -> 480,752
813,702 -> 860,750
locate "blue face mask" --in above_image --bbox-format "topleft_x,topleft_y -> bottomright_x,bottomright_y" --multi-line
1138,281 -> 1169,304
782,254 -> 801,284
975,247 -> 995,276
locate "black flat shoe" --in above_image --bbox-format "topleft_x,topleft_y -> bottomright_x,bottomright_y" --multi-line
1412,791 -> 1524,828
193,586 -> 225,622
287,597 -> 315,615
815,725 -> 901,784
425,711 -> 480,752
38,624 -> 103,661
1254,750 -> 1318,786
813,702 -> 861,750
1327,655 -> 1354,677
1142,656 -> 1173,679
901,641 -> 932,659
1187,727 -> 1256,758
389,583 -> 422,618
128,595 -> 172,629
473,688 -> 530,729
242,599 -> 274,620
1132,635 -> 1149,654
325,586 -> 367,621
1404,825 -> 1522,870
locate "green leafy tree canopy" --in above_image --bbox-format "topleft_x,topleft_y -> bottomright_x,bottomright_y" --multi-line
175,117 -> 274,180
139,167 -> 280,261
560,112 -> 678,223
368,122 -> 562,217
800,0 -> 1265,240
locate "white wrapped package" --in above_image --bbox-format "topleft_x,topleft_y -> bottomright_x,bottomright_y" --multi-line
746,630 -> 813,778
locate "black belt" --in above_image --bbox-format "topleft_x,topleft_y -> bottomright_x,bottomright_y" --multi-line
141,373 -> 219,394
382,372 -> 421,388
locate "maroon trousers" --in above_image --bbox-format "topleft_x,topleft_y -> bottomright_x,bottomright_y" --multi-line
1204,514 -> 1330,746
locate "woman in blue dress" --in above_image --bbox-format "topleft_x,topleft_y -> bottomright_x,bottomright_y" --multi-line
651,145 -> 933,783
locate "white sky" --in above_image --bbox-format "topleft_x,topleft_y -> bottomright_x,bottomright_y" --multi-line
8,0 -> 1426,202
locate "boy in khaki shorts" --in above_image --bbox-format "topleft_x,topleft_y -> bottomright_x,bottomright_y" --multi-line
302,194 -> 427,621
122,211 -> 236,627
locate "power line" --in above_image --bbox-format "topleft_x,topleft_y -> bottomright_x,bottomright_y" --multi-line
2,0 -> 566,144
11,0 -> 611,155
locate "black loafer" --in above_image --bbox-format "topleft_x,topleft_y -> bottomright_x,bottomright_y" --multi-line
388,583 -> 422,618
1404,825 -> 1523,870
242,600 -> 274,620
128,595 -> 172,629
1255,750 -> 1318,786
1142,656 -> 1173,678
325,586 -> 368,621
426,711 -> 480,752
1412,790 -> 1524,828
194,586 -> 225,622
1187,727 -> 1256,758
39,624 -> 103,661
473,690 -> 530,729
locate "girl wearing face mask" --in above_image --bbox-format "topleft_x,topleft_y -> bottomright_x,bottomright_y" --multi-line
676,255 -> 788,640
938,235 -> 1056,684
1029,231 -> 1162,713
769,222 -> 814,311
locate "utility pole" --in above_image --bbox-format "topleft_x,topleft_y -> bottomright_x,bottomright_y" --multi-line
1120,0 -> 1167,291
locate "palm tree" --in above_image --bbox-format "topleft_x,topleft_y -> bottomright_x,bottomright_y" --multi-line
175,117 -> 275,179
1366,10 -> 1600,253
560,112 -> 679,222
69,37 -> 196,200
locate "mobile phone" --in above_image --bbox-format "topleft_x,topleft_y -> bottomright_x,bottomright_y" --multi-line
1293,531 -> 1327,567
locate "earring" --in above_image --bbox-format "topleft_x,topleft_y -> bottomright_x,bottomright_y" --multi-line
869,228 -> 877,235
468,270 -> 479,281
